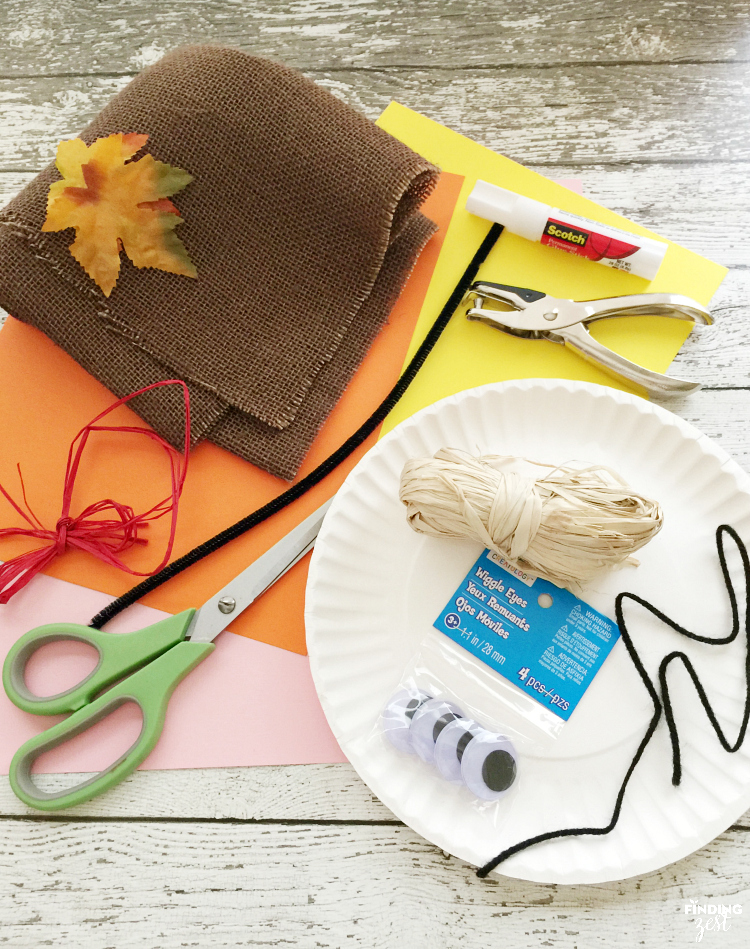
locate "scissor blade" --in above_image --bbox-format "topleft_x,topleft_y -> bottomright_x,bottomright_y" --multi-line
187,500 -> 332,644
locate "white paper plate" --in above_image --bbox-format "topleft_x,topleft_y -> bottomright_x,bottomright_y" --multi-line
305,380 -> 750,883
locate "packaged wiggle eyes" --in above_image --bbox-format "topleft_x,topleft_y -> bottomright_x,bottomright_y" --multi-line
382,690 -> 519,801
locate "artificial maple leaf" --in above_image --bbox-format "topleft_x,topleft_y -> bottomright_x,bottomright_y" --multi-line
43,132 -> 197,296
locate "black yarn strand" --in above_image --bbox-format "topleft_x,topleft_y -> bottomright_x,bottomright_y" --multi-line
658,525 -> 750,785
477,523 -> 750,878
89,223 -> 505,630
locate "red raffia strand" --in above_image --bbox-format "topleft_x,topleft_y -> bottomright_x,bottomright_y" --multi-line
0,380 -> 191,605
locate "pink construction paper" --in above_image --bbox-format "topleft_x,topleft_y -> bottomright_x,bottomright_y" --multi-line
0,570 -> 346,774
556,178 -> 583,194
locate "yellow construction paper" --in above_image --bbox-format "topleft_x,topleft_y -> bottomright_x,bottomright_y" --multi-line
377,103 -> 727,433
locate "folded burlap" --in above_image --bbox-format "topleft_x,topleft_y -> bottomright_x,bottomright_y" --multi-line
0,46 -> 439,479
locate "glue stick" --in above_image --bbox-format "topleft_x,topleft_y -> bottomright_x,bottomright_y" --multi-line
466,180 -> 668,281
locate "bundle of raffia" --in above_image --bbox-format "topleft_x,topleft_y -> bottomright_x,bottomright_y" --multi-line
399,447 -> 663,590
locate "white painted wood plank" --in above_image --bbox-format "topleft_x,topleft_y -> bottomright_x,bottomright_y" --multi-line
0,818 -> 748,948
0,0 -> 748,75
0,764 -> 393,821
0,2 -> 747,939
1,173 -> 745,370
666,270 -> 750,385
554,164 -> 748,269
0,172 -> 32,197
1,761 -> 748,832
0,758 -> 746,826
650,388 -> 750,470
0,158 -> 747,267
0,65 -> 748,171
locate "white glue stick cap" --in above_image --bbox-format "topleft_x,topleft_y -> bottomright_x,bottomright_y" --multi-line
634,237 -> 668,280
466,180 -> 549,241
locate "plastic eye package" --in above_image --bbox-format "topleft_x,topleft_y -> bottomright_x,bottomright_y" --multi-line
373,630 -> 565,813
382,687 -> 518,801
372,543 -> 622,816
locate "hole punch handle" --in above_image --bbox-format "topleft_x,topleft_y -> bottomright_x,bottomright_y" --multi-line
574,293 -> 713,327
8,639 -> 214,811
555,321 -> 701,397
468,282 -> 548,306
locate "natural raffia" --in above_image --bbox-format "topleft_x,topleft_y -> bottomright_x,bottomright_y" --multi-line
399,447 -> 663,590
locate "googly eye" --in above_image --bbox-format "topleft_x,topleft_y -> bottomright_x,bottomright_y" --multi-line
409,697 -> 464,764
434,717 -> 483,784
381,688 -> 432,754
460,730 -> 517,800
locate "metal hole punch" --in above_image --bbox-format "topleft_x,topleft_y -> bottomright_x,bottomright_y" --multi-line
464,281 -> 713,398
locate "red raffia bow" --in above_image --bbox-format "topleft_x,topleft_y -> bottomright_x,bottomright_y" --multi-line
0,380 -> 190,605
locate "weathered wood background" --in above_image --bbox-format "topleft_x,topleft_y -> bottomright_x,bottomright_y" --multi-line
1,1 -> 749,946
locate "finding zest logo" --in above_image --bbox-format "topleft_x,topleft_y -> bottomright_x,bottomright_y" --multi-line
684,900 -> 743,941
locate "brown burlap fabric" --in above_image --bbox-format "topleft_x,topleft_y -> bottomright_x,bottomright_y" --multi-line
0,46 -> 439,479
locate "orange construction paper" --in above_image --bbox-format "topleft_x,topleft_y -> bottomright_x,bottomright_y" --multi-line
0,172 -> 464,655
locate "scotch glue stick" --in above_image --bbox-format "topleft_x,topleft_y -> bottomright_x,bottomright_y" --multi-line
466,180 -> 668,281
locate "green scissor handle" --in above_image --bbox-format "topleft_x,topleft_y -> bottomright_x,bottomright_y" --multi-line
3,610 -> 214,811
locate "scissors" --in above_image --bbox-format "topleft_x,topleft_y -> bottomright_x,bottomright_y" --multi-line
2,500 -> 331,811
464,281 -> 713,398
